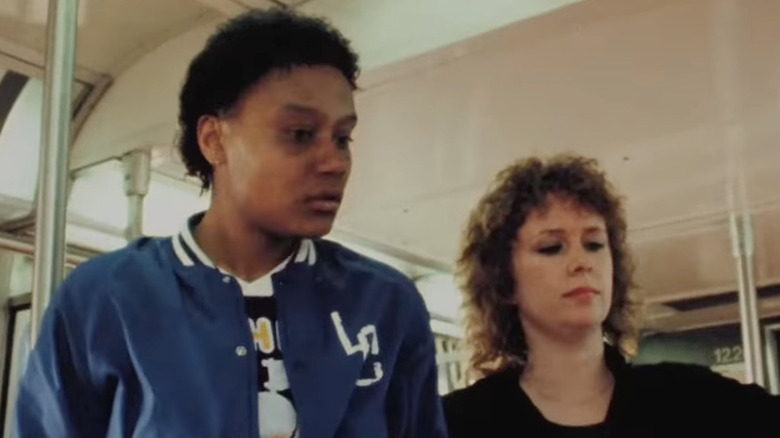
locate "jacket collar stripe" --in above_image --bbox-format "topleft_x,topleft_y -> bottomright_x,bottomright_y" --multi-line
180,219 -> 215,268
172,233 -> 194,267
172,213 -> 317,269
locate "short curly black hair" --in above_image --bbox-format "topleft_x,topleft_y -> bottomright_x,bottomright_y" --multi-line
177,8 -> 360,190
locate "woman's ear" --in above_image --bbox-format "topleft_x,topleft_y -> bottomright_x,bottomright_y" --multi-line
197,114 -> 227,167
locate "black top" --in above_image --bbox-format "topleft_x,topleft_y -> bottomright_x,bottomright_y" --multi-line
443,346 -> 780,437
245,295 -> 295,406
244,294 -> 299,437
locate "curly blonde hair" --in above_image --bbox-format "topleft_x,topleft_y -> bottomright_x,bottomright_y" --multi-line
457,154 -> 641,376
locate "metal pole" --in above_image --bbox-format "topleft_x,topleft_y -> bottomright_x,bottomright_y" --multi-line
765,324 -> 780,395
740,214 -> 765,385
122,149 -> 151,241
729,213 -> 765,386
716,0 -> 765,386
30,0 -> 81,343
729,214 -> 752,382
125,194 -> 143,241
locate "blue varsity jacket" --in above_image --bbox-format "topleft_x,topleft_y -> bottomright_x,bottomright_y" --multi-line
13,219 -> 448,438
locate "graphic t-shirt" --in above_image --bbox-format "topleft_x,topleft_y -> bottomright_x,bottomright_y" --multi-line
180,221 -> 317,437
240,274 -> 298,438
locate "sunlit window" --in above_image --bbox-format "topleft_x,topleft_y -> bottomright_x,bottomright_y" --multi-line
0,72 -> 42,205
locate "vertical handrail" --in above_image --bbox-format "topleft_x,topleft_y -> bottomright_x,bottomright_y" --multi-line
122,149 -> 151,241
729,213 -> 765,386
30,0 -> 81,344
716,0 -> 765,386
764,324 -> 780,395
740,214 -> 764,385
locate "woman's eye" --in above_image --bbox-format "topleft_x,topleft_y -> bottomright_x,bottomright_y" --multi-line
288,128 -> 316,144
335,135 -> 353,149
537,244 -> 563,256
585,242 -> 606,252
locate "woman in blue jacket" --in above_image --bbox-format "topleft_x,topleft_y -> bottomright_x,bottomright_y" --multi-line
14,8 -> 446,438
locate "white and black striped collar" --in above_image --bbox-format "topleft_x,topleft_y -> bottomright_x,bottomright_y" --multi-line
172,213 -> 317,269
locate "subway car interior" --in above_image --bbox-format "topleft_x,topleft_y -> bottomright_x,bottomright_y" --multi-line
0,0 -> 779,434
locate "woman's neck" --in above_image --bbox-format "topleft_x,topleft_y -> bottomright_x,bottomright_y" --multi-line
195,207 -> 298,282
520,330 -> 614,425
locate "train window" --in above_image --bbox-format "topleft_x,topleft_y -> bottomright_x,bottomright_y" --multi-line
0,295 -> 30,438
0,67 -> 88,227
636,311 -> 780,385
0,71 -> 41,205
435,334 -> 468,395
142,176 -> 209,237
66,159 -> 127,251
636,323 -> 748,382
66,159 -> 210,246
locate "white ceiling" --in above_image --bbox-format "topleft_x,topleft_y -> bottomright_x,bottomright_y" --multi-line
0,0 -> 586,78
298,0 -> 585,71
0,0 -> 220,77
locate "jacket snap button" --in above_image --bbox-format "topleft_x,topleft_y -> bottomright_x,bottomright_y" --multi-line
222,276 -> 231,284
235,346 -> 247,357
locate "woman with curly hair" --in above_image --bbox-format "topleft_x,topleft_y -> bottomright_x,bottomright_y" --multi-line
443,154 -> 778,437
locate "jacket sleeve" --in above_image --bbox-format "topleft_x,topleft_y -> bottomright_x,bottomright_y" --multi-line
386,281 -> 449,438
12,278 -> 116,438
